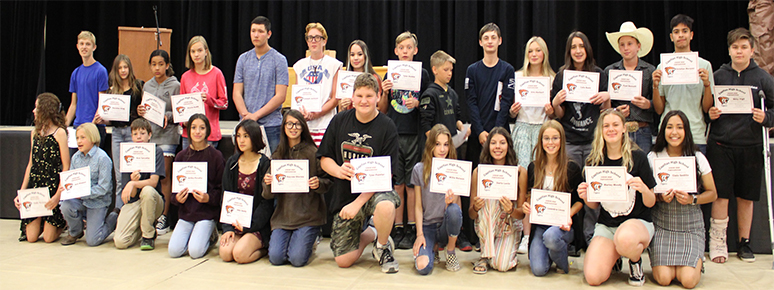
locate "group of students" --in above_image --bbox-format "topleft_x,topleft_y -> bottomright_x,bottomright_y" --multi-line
13,12 -> 774,288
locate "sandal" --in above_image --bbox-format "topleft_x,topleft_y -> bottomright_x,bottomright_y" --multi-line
709,217 -> 729,263
473,257 -> 488,274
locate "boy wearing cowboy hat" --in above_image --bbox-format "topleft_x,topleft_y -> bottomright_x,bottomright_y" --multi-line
604,21 -> 657,152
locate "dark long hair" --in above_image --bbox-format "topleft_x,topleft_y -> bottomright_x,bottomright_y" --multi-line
148,49 -> 174,77
346,40 -> 377,75
479,127 -> 518,166
559,31 -> 596,73
652,110 -> 697,157
234,119 -> 265,154
272,109 -> 314,159
186,113 -> 211,143
108,54 -> 142,96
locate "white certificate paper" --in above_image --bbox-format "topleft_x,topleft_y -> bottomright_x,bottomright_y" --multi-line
715,86 -> 753,114
452,124 -> 471,149
529,189 -> 571,227
350,156 -> 392,193
271,160 -> 310,193
119,142 -> 156,173
429,158 -> 472,196
291,84 -> 323,112
220,191 -> 253,226
336,70 -> 362,99
476,164 -> 519,200
171,93 -> 206,123
59,167 -> 91,200
172,162 -> 208,193
387,60 -> 422,91
608,70 -> 643,101
563,70 -> 600,103
97,94 -> 130,122
515,76 -> 551,107
660,52 -> 699,85
141,92 -> 166,127
653,157 -> 697,193
67,127 -> 77,148
17,188 -> 53,219
585,166 -> 628,202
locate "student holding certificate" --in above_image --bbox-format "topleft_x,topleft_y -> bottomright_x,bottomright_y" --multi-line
411,124 -> 464,274
337,40 -> 382,111
519,121 -> 583,276
577,109 -> 656,286
262,110 -> 332,267
15,93 -> 70,243
508,36 -> 557,254
707,28 -> 774,264
218,119 -> 275,264
469,127 -> 527,274
60,123 -> 117,246
169,114 -> 225,259
648,110 -> 717,288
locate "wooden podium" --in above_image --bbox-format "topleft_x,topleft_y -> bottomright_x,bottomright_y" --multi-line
118,26 -> 172,82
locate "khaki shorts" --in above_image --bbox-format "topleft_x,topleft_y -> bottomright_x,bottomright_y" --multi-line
330,190 -> 400,257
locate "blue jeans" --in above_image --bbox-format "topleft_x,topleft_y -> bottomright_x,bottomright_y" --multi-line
111,126 -> 133,209
264,125 -> 280,154
168,219 -> 216,259
529,225 -> 574,276
416,203 -> 463,275
629,126 -> 652,153
181,138 -> 219,151
268,226 -> 321,267
60,199 -> 117,246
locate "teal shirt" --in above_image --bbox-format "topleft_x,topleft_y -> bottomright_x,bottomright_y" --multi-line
70,145 -> 113,208
657,55 -> 715,145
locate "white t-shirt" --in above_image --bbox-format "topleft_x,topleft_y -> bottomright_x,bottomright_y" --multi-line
293,55 -> 343,132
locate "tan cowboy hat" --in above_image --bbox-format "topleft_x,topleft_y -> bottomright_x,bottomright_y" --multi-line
606,21 -> 653,58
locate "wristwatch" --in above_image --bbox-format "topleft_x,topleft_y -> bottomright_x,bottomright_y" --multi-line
691,195 -> 698,205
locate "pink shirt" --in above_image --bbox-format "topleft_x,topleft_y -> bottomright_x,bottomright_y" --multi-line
180,66 -> 228,141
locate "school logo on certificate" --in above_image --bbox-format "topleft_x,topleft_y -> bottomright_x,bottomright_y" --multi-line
225,205 -> 234,213
566,83 -> 577,92
275,174 -> 286,184
435,173 -> 447,184
176,175 -> 187,184
612,83 -> 622,93
102,105 -> 111,113
718,97 -> 729,105
391,72 -> 401,80
124,155 -> 134,164
665,67 -> 676,76
354,172 -> 367,182
590,181 -> 602,191
23,201 -> 32,209
657,172 -> 670,183
481,179 -> 493,189
65,183 -> 73,190
518,89 -> 529,97
535,204 -> 546,214
340,83 -> 350,90
176,106 -> 185,114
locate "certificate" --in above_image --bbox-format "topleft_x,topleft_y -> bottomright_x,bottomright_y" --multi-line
529,189 -> 571,227
271,159 -> 310,193
59,167 -> 91,200
220,191 -> 253,226
170,93 -> 206,123
172,162 -> 208,193
714,86 -> 753,114
119,142 -> 156,173
335,70 -> 362,99
387,60 -> 422,91
514,76 -> 551,107
141,92 -> 167,127
476,164 -> 519,200
17,187 -> 53,219
350,156 -> 392,193
67,127 -> 77,148
585,166 -> 628,202
653,157 -> 697,193
562,70 -> 600,103
291,84 -> 323,112
429,158 -> 473,196
97,94 -> 130,122
660,52 -> 699,85
608,70 -> 643,101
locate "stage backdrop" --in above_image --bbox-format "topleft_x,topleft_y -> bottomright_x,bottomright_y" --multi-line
0,0 -> 749,126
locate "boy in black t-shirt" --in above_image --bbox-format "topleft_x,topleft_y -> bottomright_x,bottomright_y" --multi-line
318,73 -> 401,273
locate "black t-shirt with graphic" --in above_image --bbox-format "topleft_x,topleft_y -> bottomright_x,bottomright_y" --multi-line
383,68 -> 431,135
317,109 -> 399,213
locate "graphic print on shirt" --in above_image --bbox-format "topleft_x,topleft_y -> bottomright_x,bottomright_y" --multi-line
299,64 -> 331,85
391,89 -> 418,114
341,132 -> 374,161
189,82 -> 209,95
570,103 -> 593,131
601,173 -> 636,218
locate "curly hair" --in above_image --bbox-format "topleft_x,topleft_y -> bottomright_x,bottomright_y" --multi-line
34,93 -> 66,140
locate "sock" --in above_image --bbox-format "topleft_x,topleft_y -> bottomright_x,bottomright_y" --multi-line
447,249 -> 455,255
394,223 -> 403,229
376,241 -> 385,248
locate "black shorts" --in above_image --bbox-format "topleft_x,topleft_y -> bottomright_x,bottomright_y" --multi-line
706,142 -> 763,201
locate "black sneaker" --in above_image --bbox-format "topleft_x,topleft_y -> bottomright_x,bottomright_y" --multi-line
390,226 -> 404,248
612,257 -> 623,272
628,259 -> 645,286
473,241 -> 481,252
568,244 -> 581,257
737,238 -> 756,262
140,237 -> 155,250
155,214 -> 170,235
456,232 -> 473,252
397,224 -> 415,249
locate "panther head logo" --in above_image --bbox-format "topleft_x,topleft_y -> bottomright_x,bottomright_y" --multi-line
718,97 -> 729,105
143,104 -> 151,111
340,83 -> 351,91
435,173 -> 447,183
295,96 -> 303,104
657,172 -> 670,183
612,82 -> 622,92
665,67 -> 676,75
481,179 -> 493,189
23,201 -> 32,210
64,183 -> 73,190
124,155 -> 134,164
225,205 -> 234,213
590,181 -> 602,191
275,174 -> 286,183
391,73 -> 401,80
175,106 -> 185,114
566,83 -> 577,92
354,173 -> 367,182
176,175 -> 186,183
102,105 -> 111,113
534,204 -> 546,214
518,89 -> 529,98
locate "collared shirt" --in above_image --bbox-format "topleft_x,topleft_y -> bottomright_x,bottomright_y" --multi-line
234,48 -> 289,127
70,145 -> 113,209
605,59 -> 656,124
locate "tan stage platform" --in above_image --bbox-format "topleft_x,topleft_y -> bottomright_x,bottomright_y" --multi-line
0,219 -> 772,289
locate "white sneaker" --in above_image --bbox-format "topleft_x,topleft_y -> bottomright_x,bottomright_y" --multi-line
517,235 -> 529,254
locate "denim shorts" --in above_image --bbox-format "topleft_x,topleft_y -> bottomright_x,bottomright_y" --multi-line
593,219 -> 654,241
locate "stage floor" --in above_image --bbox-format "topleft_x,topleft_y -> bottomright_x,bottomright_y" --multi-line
0,219 -> 771,289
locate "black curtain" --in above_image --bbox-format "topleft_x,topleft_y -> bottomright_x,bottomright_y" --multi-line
0,0 -> 749,126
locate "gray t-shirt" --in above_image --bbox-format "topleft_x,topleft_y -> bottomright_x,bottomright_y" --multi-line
412,162 -> 446,225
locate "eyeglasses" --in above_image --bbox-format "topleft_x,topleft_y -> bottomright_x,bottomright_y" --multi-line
285,121 -> 302,129
542,137 -> 561,143
305,35 -> 325,42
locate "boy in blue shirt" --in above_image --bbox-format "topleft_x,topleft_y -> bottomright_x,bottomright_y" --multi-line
66,31 -> 109,147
